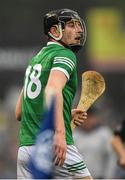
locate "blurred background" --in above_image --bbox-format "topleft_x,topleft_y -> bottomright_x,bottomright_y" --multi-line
0,0 -> 125,178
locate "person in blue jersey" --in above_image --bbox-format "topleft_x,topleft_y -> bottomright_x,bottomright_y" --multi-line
15,8 -> 92,179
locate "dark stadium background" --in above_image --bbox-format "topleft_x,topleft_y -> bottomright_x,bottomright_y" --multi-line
0,0 -> 125,178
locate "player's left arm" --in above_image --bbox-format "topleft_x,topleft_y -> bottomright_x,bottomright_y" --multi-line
71,109 -> 87,126
15,88 -> 23,121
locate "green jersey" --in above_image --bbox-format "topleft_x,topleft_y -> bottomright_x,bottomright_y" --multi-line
20,42 -> 78,146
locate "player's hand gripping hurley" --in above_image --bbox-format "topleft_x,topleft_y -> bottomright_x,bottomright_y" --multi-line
71,71 -> 105,130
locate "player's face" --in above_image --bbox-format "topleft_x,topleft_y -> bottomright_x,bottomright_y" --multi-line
61,19 -> 83,46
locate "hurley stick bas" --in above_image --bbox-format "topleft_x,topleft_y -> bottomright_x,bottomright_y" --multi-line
71,71 -> 106,130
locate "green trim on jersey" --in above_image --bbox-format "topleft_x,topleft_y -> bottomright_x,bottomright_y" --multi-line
19,42 -> 78,146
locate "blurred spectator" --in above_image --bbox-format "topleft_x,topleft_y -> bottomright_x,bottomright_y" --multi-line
73,107 -> 116,179
111,119 -> 125,179
0,109 -> 17,178
0,86 -> 20,178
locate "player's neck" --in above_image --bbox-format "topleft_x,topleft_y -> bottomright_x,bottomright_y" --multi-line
48,38 -> 71,51
48,39 -> 63,46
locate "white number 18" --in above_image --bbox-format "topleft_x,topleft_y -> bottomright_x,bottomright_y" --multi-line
24,64 -> 42,99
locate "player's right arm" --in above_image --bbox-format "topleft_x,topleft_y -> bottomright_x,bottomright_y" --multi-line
45,49 -> 76,165
45,69 -> 67,166
15,88 -> 23,121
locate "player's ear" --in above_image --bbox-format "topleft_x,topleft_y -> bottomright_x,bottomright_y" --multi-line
50,26 -> 60,37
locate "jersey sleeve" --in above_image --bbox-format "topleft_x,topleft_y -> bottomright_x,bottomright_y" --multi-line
51,49 -> 77,80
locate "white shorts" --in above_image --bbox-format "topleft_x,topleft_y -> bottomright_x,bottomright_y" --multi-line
17,145 -> 91,179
